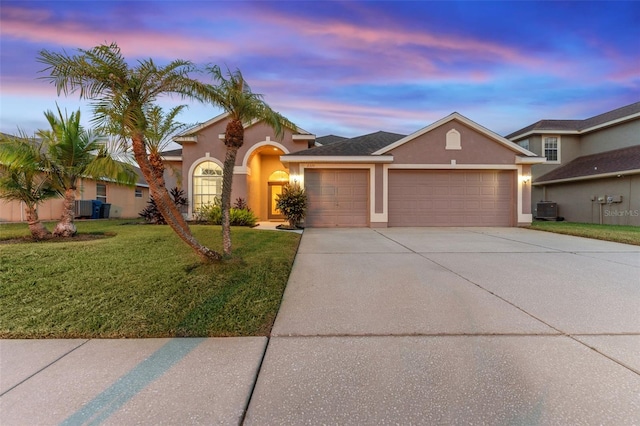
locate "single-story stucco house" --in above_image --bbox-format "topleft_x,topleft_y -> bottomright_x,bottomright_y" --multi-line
506,102 -> 640,226
0,167 -> 150,223
163,112 -> 545,227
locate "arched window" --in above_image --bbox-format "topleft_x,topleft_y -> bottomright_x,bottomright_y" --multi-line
268,170 -> 289,183
193,161 -> 223,211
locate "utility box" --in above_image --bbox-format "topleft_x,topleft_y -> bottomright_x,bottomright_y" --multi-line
536,201 -> 558,220
74,200 -> 93,218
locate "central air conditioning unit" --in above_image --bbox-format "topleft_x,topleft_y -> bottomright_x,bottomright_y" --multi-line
74,200 -> 93,218
536,201 -> 558,220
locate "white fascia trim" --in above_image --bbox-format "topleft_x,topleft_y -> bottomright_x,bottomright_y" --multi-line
533,169 -> 640,186
173,136 -> 197,143
161,156 -> 182,162
292,134 -> 316,140
373,112 -> 536,157
508,129 -> 578,141
515,156 -> 546,164
509,112 -> 640,140
175,112 -> 230,138
581,112 -> 640,133
388,164 -> 519,170
281,155 -> 394,163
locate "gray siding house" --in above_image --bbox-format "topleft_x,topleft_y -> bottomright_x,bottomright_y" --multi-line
506,102 -> 640,225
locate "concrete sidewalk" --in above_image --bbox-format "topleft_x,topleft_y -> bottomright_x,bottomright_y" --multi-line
1,227 -> 639,424
1,338 -> 266,425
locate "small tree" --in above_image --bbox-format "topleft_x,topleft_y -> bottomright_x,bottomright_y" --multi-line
275,182 -> 307,229
0,133 -> 58,239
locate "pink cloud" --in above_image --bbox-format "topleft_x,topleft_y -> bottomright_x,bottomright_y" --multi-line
0,5 -> 233,60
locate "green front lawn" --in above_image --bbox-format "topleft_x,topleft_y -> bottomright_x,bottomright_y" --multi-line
529,221 -> 640,245
0,220 -> 300,338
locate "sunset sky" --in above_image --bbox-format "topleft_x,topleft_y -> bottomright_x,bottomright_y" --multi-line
1,1 -> 639,143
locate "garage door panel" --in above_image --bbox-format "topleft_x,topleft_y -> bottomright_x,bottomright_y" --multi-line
306,169 -> 369,227
389,170 -> 514,227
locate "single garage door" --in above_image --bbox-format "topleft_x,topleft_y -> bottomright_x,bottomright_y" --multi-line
388,170 -> 514,226
305,169 -> 369,227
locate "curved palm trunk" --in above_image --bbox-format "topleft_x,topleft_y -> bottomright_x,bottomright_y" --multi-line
221,119 -> 245,256
221,145 -> 239,256
131,135 -> 221,262
53,187 -> 77,237
25,204 -> 50,240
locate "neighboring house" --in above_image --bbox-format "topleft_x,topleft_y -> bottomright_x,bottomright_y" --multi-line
168,112 -> 543,227
506,102 -> 640,226
0,168 -> 150,222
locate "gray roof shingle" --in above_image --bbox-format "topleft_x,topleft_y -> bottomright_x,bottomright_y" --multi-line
507,102 -> 640,139
287,131 -> 406,156
315,135 -> 348,146
535,145 -> 640,183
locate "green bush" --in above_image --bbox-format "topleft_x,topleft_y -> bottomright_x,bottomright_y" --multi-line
195,204 -> 258,227
276,182 -> 307,228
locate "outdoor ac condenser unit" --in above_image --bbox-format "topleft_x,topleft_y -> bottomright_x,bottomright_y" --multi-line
536,201 -> 558,220
75,200 -> 93,218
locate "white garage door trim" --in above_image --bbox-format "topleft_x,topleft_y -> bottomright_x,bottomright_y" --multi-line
388,170 -> 515,226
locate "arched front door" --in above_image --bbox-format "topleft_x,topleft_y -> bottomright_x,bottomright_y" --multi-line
268,170 -> 289,220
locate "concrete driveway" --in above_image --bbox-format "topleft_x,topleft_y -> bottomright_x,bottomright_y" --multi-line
245,227 -> 640,424
2,227 -> 639,424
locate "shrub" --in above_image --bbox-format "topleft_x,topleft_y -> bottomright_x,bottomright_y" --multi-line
195,202 -> 258,227
139,187 -> 187,224
275,182 -> 307,228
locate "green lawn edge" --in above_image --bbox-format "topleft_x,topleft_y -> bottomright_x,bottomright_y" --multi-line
0,220 -> 301,338
528,221 -> 640,246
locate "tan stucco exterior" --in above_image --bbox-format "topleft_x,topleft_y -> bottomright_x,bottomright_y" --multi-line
0,178 -> 149,222
283,113 -> 542,228
173,114 -> 312,220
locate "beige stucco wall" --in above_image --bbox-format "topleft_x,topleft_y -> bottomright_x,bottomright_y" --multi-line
534,174 -> 640,225
179,118 -> 309,219
0,179 -> 148,222
388,120 -> 516,165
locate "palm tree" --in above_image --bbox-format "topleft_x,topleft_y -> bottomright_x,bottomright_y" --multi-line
37,43 -> 222,261
0,133 -> 57,239
38,106 -> 137,237
203,65 -> 296,255
143,104 -> 188,183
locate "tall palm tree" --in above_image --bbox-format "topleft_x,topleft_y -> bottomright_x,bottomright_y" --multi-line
37,43 -> 221,261
203,65 -> 296,255
0,133 -> 57,239
38,106 -> 137,237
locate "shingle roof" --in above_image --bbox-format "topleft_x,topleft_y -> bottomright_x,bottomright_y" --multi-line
160,148 -> 183,157
315,135 -> 348,146
287,131 -> 406,156
535,145 -> 640,184
506,101 -> 640,139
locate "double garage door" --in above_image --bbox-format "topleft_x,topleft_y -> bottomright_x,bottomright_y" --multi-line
388,170 -> 514,226
305,169 -> 514,227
